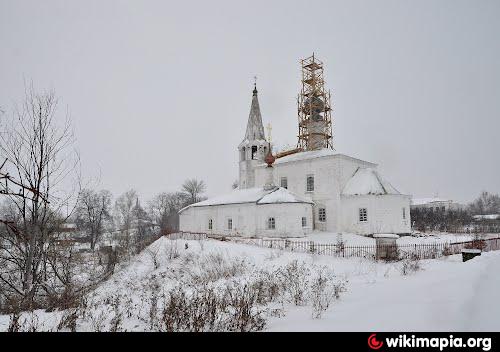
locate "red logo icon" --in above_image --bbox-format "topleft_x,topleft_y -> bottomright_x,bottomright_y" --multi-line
368,334 -> 383,350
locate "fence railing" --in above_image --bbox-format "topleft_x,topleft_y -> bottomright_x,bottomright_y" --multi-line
164,232 -> 207,241
253,237 -> 500,260
166,231 -> 500,261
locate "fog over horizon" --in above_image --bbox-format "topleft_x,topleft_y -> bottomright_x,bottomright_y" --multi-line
1,0 -> 499,205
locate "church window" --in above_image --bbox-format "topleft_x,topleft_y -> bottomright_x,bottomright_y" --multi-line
251,146 -> 258,160
359,208 -> 368,222
267,217 -> 276,230
306,175 -> 314,192
318,208 -> 326,222
280,177 -> 288,189
227,218 -> 232,230
208,219 -> 213,230
302,217 -> 307,227
402,207 -> 406,220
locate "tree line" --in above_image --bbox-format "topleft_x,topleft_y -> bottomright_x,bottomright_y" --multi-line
411,191 -> 500,233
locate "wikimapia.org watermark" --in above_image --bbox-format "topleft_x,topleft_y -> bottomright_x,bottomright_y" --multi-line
368,334 -> 492,351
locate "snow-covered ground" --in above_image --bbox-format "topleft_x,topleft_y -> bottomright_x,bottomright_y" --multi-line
1,236 -> 499,331
268,251 -> 500,331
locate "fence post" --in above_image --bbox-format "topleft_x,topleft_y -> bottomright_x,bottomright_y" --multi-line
309,241 -> 315,254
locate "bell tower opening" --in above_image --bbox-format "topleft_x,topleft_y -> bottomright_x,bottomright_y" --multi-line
251,145 -> 258,160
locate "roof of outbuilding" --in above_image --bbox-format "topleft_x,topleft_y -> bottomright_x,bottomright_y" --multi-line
179,186 -> 313,213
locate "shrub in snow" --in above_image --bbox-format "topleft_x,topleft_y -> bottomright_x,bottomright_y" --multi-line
310,267 -> 347,319
148,278 -> 160,330
224,282 -> 266,332
466,234 -> 487,251
146,247 -> 160,270
7,312 -> 21,332
441,243 -> 452,256
399,254 -> 421,276
250,270 -> 283,305
158,283 -> 265,332
109,300 -> 123,332
276,260 -> 310,306
57,307 -> 81,332
89,310 -> 107,332
164,240 -> 180,260
187,253 -> 249,284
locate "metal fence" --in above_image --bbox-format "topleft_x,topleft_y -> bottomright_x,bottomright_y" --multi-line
256,237 -> 500,260
165,232 -> 207,241
166,232 -> 500,261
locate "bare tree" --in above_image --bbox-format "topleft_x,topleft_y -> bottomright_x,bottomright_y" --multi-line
181,179 -> 206,204
148,191 -> 188,234
114,189 -> 138,250
0,83 -> 79,308
469,191 -> 500,215
75,189 -> 112,251
132,196 -> 152,252
148,192 -> 171,233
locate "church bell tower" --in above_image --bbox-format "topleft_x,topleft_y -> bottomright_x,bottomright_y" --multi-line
297,53 -> 333,151
238,83 -> 268,189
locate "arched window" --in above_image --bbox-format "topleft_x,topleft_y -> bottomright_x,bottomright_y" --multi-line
208,219 -> 213,230
306,175 -> 314,192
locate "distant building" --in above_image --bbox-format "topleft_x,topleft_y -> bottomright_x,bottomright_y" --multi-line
473,214 -> 500,221
57,222 -> 78,233
411,198 -> 464,212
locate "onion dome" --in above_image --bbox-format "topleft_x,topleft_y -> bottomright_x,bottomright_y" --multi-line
265,144 -> 275,166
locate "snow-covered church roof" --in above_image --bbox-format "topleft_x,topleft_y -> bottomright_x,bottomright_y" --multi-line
261,148 -> 377,167
180,187 -> 313,212
342,168 -> 401,196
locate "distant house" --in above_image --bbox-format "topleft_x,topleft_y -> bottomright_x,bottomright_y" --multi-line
411,198 -> 464,212
473,214 -> 500,221
57,222 -> 78,233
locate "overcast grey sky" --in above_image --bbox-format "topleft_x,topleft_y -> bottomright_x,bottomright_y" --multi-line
1,0 -> 499,203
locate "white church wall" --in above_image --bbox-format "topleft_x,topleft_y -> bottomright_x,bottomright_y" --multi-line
255,203 -> 313,238
179,203 -> 258,236
254,154 -> 376,233
179,202 -> 313,238
340,194 -> 411,235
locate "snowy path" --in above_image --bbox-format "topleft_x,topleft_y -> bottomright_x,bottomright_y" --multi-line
267,252 -> 500,331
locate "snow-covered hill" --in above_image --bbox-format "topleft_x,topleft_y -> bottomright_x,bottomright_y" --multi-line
1,236 -> 499,331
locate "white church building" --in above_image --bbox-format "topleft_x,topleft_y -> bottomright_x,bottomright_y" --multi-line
179,55 -> 411,237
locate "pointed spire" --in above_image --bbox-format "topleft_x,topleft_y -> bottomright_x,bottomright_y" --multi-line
244,83 -> 265,141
